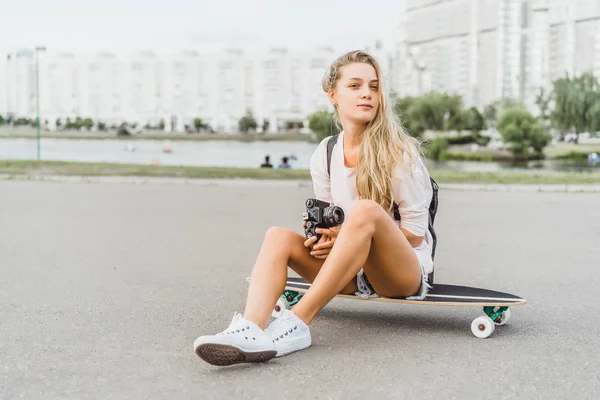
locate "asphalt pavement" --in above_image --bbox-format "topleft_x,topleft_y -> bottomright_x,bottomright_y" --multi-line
1,179 -> 599,399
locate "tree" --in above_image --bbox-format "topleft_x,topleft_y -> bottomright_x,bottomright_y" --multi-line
74,117 -> 84,130
117,123 -> 132,136
424,138 -> 449,161
394,95 -> 425,137
393,92 -> 466,137
440,93 -> 466,131
550,73 -> 600,143
238,109 -> 258,133
483,102 -> 498,128
464,107 -> 486,132
0,114 -> 5,125
501,98 -> 524,110
497,107 -> 552,159
394,95 -> 417,116
82,118 -> 93,131
193,118 -> 206,132
308,110 -> 339,141
534,87 -> 552,122
262,119 -> 270,133
403,93 -> 447,132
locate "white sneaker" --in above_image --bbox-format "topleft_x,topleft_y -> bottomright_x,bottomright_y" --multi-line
265,309 -> 311,357
193,313 -> 277,366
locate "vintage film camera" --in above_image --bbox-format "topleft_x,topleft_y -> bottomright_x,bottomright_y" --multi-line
302,198 -> 345,241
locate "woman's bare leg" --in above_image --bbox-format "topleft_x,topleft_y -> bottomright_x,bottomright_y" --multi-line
291,200 -> 422,325
243,227 -> 358,330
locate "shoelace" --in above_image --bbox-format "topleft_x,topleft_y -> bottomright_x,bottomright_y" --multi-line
268,313 -> 298,341
220,313 -> 251,335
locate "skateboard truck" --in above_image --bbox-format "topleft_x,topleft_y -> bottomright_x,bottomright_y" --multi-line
272,290 -> 303,318
471,306 -> 512,338
484,306 -> 510,324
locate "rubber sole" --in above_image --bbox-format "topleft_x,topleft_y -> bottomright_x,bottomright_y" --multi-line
195,343 -> 277,366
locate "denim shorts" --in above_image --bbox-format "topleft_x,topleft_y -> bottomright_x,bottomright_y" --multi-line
355,264 -> 432,300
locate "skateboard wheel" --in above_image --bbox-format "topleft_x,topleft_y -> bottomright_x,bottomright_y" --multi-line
494,308 -> 511,326
271,298 -> 290,319
471,316 -> 495,339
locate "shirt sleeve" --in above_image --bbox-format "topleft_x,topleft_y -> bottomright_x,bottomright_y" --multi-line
309,137 -> 333,203
394,155 -> 432,237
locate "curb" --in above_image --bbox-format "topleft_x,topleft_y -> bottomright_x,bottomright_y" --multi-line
2,174 -> 600,192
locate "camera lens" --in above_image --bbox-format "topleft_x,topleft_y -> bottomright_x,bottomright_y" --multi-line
323,206 -> 344,226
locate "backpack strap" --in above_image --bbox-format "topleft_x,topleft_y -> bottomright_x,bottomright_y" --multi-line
428,177 -> 439,260
393,202 -> 401,221
326,133 -> 340,177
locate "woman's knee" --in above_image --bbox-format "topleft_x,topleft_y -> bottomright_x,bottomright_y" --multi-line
264,226 -> 310,265
345,199 -> 384,233
264,226 -> 306,253
264,226 -> 295,245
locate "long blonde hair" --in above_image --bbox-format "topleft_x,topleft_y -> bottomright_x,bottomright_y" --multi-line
322,50 -> 422,212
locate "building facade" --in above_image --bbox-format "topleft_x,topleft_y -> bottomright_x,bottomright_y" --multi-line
3,45 -> 390,133
396,0 -> 600,112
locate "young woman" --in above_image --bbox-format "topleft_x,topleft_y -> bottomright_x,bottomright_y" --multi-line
194,50 -> 435,366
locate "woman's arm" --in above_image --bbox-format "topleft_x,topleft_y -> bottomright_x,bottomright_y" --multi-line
394,156 -> 432,248
309,137 -> 333,203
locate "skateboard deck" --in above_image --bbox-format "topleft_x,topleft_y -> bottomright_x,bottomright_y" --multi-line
246,276 -> 526,339
283,277 -> 526,306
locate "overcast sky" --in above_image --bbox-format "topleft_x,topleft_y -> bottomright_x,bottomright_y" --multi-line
1,0 -> 406,57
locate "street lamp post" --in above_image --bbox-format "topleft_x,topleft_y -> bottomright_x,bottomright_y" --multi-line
35,46 -> 46,161
6,54 -> 10,125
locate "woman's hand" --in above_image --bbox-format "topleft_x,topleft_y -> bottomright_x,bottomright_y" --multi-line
302,220 -> 323,253
303,233 -> 328,258
309,225 -> 341,259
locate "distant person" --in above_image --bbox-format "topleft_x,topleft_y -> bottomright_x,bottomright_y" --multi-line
260,155 -> 273,168
194,50 -> 435,366
278,156 -> 291,169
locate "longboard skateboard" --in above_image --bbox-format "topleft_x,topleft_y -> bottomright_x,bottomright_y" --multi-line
246,276 -> 526,339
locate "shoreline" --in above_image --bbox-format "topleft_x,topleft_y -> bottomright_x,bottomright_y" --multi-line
2,174 -> 599,193
1,160 -> 599,187
0,130 -> 317,142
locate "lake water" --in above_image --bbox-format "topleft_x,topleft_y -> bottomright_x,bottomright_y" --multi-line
0,138 -> 598,173
0,138 -> 318,168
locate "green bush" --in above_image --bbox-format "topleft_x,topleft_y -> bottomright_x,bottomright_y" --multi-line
238,109 -> 258,133
475,133 -> 491,146
553,151 -> 590,160
446,134 -> 476,145
444,132 -> 491,146
497,107 -> 552,160
424,138 -> 449,161
443,152 -> 493,162
308,110 -> 340,141
464,106 -> 486,132
394,92 -> 466,138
